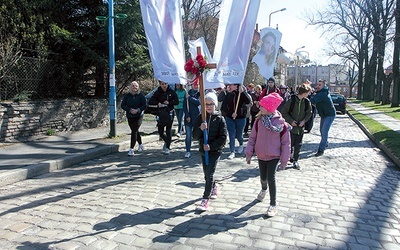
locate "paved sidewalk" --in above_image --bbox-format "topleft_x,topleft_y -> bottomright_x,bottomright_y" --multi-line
347,102 -> 400,167
347,102 -> 400,134
0,118 -> 162,187
0,113 -> 399,249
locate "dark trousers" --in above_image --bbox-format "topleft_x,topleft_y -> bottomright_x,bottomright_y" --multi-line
158,122 -> 173,149
290,132 -> 304,161
200,152 -> 221,199
258,158 -> 279,206
128,116 -> 143,149
244,117 -> 250,134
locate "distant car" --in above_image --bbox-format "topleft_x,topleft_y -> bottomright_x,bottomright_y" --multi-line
330,93 -> 347,114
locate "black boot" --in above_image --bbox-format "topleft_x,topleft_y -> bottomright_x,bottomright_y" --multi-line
315,149 -> 324,157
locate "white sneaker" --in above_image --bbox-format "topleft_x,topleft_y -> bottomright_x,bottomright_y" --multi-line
163,143 -> 166,152
227,152 -> 235,160
164,148 -> 170,155
185,152 -> 191,158
127,148 -> 134,156
257,189 -> 267,201
176,133 -> 181,138
137,144 -> 144,152
237,145 -> 244,154
266,205 -> 278,217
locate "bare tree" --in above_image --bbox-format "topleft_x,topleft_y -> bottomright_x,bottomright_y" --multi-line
0,35 -> 21,83
182,0 -> 222,59
392,0 -> 400,107
305,0 -> 371,100
353,0 -> 395,102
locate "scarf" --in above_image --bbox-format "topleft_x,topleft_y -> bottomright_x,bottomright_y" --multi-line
260,114 -> 284,133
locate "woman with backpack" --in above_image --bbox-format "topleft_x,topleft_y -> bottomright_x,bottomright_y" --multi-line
281,84 -> 312,169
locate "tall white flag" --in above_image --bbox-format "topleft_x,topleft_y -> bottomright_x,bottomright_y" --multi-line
139,0 -> 186,84
205,0 -> 261,87
252,27 -> 282,80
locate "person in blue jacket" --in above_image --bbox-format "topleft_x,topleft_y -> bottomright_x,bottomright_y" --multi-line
121,81 -> 147,156
183,79 -> 201,158
310,79 -> 336,157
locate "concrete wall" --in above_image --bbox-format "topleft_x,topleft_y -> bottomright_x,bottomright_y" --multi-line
0,99 -> 125,142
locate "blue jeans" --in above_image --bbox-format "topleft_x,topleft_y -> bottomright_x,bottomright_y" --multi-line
319,116 -> 335,152
185,124 -> 193,153
175,109 -> 184,134
225,117 -> 246,153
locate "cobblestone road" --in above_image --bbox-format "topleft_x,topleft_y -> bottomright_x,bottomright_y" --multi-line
0,114 -> 399,249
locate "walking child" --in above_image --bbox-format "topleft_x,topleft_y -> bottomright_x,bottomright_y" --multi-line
245,92 -> 291,217
193,92 -> 227,211
281,83 -> 312,169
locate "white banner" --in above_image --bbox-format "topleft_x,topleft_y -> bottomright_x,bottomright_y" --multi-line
205,0 -> 261,87
187,37 -> 215,64
187,38 -> 224,89
139,0 -> 186,84
252,27 -> 282,80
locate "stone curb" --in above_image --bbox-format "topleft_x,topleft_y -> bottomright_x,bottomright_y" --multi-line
347,111 -> 400,168
0,134 -> 160,187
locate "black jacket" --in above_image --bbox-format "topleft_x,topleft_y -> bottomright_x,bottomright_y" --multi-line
121,92 -> 147,119
193,112 -> 227,154
220,90 -> 251,119
148,85 -> 179,111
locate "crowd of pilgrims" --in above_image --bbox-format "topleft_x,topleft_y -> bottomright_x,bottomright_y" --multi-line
121,76 -> 324,213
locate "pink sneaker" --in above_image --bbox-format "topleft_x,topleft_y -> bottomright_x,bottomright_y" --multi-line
196,199 -> 210,211
210,185 -> 218,199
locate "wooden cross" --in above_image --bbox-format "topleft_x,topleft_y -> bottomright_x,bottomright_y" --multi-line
197,47 -> 217,122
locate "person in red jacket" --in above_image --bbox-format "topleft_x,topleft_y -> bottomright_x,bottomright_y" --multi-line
259,77 -> 280,101
245,92 -> 291,217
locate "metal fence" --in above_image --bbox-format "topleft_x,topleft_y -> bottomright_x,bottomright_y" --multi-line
0,57 -> 61,101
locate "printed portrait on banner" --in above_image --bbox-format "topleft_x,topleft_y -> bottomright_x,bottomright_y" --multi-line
252,27 -> 282,80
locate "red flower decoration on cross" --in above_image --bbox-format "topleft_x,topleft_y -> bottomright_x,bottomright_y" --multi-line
184,54 -> 207,81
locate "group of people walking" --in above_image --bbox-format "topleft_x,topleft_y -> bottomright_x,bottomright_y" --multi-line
121,77 -> 337,214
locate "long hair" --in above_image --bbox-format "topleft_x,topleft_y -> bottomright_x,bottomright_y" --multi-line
261,32 -> 277,65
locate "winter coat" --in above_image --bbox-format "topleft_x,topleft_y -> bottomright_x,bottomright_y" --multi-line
244,113 -> 291,166
281,95 -> 312,135
148,85 -> 179,112
174,89 -> 186,110
183,89 -> 201,126
310,87 -> 336,118
250,91 -> 261,113
259,86 -> 280,101
193,112 -> 227,155
121,92 -> 147,119
220,90 -> 251,119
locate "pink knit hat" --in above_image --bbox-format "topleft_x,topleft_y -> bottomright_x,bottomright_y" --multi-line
259,92 -> 283,113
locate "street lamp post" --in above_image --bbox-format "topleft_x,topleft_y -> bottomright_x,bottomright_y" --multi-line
294,46 -> 304,88
293,46 -> 310,88
96,1 -> 127,137
269,8 -> 287,27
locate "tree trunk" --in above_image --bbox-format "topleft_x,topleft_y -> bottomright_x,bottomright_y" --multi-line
95,64 -> 106,98
357,42 -> 366,100
392,0 -> 400,107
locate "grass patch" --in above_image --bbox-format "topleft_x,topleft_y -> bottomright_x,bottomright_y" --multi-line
347,106 -> 400,160
350,99 -> 400,120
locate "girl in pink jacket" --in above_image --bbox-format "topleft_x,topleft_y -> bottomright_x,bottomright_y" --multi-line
245,92 -> 291,217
